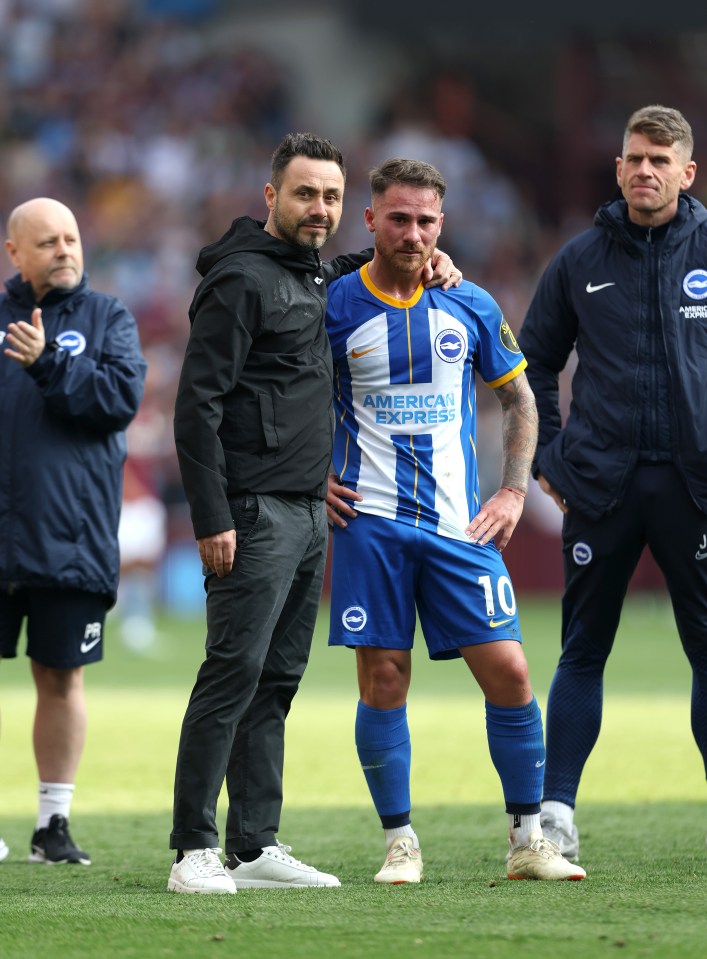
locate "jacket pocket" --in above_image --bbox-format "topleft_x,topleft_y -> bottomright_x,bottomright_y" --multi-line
257,392 -> 279,451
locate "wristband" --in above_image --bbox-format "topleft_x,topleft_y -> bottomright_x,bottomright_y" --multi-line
501,485 -> 526,499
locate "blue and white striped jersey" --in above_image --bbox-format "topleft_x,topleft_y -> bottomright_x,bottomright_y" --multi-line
327,264 -> 526,541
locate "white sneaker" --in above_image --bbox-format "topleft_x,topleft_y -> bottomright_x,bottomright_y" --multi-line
374,837 -> 423,884
0,838 -> 8,862
507,834 -> 586,881
225,842 -> 340,888
167,848 -> 237,894
539,811 -> 580,860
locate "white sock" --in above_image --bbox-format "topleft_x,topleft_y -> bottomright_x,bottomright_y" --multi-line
508,813 -> 542,849
37,781 -> 75,830
384,824 -> 419,850
541,800 -> 574,830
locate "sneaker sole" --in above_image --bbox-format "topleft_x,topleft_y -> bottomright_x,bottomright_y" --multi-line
507,872 -> 585,881
231,878 -> 341,889
374,873 -> 423,884
167,879 -> 236,894
28,851 -> 91,865
506,847 -> 582,863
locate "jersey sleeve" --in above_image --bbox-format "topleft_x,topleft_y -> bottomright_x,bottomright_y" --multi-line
470,285 -> 527,387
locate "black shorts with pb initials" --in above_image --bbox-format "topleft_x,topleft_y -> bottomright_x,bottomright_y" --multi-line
0,587 -> 111,668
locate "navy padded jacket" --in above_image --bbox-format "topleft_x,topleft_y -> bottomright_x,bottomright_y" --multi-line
0,274 -> 147,600
519,193 -> 707,519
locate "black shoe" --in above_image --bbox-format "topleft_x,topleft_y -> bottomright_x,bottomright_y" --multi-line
29,814 -> 91,865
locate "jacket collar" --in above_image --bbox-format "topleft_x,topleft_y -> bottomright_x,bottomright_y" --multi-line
4,273 -> 89,309
596,193 -> 707,251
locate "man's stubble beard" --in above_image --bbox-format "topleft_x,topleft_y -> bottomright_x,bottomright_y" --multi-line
375,242 -> 431,275
272,206 -> 336,252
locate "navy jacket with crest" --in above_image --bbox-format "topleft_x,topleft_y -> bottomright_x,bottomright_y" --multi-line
519,193 -> 707,519
0,274 -> 147,601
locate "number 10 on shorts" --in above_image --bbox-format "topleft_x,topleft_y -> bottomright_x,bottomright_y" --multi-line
478,575 -> 517,617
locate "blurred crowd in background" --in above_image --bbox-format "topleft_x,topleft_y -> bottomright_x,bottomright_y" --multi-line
3,0 -> 706,636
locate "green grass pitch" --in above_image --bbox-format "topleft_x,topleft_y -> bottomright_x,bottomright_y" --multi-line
0,594 -> 705,959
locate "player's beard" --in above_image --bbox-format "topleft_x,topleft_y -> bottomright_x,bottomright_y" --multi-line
375,240 -> 433,275
271,204 -> 336,251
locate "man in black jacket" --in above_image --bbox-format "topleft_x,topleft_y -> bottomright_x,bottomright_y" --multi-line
0,197 -> 146,866
519,105 -> 707,859
168,133 -> 459,894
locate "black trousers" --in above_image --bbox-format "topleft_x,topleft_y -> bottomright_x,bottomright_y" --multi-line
543,463 -> 707,805
170,492 -> 327,852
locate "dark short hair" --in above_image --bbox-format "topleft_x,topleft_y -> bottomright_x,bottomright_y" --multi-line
623,105 -> 694,160
270,133 -> 346,189
369,158 -> 447,201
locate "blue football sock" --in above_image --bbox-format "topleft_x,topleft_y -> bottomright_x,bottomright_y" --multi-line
486,696 -> 544,813
355,700 -> 411,827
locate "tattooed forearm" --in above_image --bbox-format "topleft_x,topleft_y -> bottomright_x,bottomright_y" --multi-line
493,372 -> 538,491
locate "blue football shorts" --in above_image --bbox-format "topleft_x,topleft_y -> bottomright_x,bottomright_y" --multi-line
0,587 -> 111,668
328,511 -> 522,660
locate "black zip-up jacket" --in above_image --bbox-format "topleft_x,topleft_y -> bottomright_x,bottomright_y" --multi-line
519,193 -> 707,519
174,217 -> 368,540
0,274 -> 146,600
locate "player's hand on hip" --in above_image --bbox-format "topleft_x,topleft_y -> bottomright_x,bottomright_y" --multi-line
537,472 -> 568,514
198,529 -> 236,577
465,488 -> 524,551
326,473 -> 362,528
